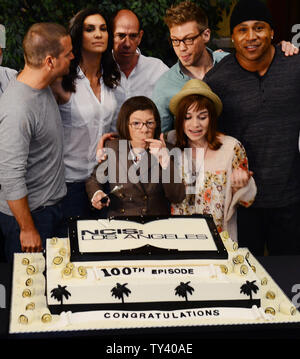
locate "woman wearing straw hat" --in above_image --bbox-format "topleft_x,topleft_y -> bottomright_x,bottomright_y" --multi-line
168,79 -> 257,242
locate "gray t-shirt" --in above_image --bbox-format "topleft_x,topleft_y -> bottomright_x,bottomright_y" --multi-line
0,77 -> 66,215
0,66 -> 17,96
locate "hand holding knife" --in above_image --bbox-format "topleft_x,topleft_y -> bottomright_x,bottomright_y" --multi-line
100,185 -> 124,203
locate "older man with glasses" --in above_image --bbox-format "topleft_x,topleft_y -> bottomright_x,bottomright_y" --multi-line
112,9 -> 169,117
95,9 -> 169,158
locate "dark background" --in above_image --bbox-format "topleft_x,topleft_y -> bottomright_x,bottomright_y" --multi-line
1,1 -> 300,70
267,0 -> 300,45
0,0 -> 234,69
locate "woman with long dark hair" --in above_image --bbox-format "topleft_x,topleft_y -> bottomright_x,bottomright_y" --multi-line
51,8 -> 120,231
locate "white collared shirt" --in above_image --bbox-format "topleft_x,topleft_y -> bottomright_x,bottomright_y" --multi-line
128,141 -> 147,166
59,67 -> 118,182
113,49 -> 169,116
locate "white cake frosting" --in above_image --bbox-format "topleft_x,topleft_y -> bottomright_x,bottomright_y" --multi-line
46,237 -> 260,308
76,217 -> 219,253
9,217 -> 300,333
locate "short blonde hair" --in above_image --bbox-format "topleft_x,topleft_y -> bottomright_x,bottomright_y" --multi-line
23,23 -> 68,68
164,1 -> 208,31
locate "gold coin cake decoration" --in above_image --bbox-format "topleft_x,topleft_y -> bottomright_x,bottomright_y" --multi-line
25,302 -> 35,311
251,265 -> 256,273
62,267 -> 72,279
41,313 -> 52,323
26,265 -> 36,275
279,301 -> 297,316
266,291 -> 276,300
221,231 -> 229,240
59,247 -> 67,256
220,232 -> 238,251
234,264 -> 248,276
24,297 -> 45,311
77,266 -> 87,278
261,277 -> 268,286
50,237 -> 57,245
232,257 -> 239,265
233,255 -> 244,265
240,265 -> 248,275
53,256 -> 64,266
50,237 -> 59,246
18,311 -> 35,324
22,257 -> 30,266
25,274 -> 45,288
225,241 -> 238,252
25,278 -> 33,287
22,289 -> 32,298
225,262 -> 234,274
220,265 -> 228,274
265,307 -> 276,316
231,241 -> 238,251
18,314 -> 29,325
66,262 -> 74,270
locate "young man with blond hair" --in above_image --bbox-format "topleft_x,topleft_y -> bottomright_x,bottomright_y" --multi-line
152,1 -> 228,132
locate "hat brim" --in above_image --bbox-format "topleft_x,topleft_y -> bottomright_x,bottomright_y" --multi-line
169,87 -> 223,118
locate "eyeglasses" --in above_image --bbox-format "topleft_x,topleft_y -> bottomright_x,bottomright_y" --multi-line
170,31 -> 205,47
114,33 -> 140,41
129,121 -> 156,129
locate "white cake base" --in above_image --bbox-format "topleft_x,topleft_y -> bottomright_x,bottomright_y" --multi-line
9,246 -> 300,334
46,238 -> 261,313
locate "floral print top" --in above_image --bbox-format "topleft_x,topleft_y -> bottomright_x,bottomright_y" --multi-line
171,135 -> 256,234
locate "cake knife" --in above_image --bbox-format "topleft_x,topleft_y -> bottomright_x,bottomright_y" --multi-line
100,185 -> 124,203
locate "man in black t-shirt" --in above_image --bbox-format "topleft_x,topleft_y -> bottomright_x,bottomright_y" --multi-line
205,0 -> 300,256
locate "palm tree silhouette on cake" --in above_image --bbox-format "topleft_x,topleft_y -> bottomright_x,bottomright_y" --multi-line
50,285 -> 71,305
111,283 -> 131,304
240,280 -> 259,306
175,281 -> 194,301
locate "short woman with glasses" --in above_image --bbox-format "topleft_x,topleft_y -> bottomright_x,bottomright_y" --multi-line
86,96 -> 185,217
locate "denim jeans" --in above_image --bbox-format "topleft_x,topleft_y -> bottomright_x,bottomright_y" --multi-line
0,201 -> 64,262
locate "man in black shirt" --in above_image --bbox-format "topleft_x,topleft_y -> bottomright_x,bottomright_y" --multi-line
205,0 -> 300,255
